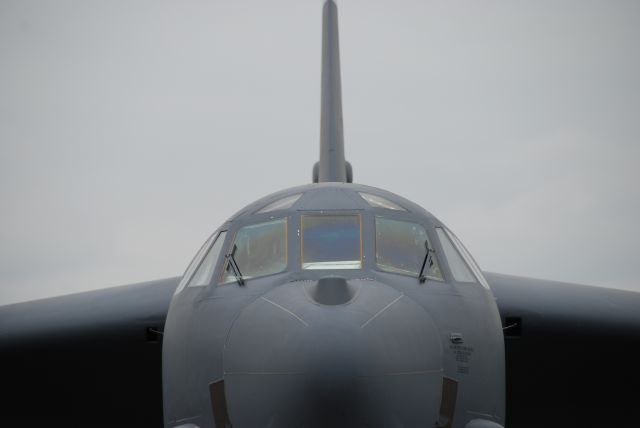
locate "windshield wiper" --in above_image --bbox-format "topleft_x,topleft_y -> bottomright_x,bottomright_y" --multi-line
418,242 -> 434,284
226,244 -> 245,286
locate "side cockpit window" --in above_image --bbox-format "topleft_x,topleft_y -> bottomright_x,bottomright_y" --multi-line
221,218 -> 287,283
301,214 -> 362,270
435,227 -> 477,283
375,217 -> 443,280
175,230 -> 227,294
190,231 -> 227,287
439,227 -> 491,289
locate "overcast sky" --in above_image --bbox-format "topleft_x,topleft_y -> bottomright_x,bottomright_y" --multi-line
1,0 -> 639,305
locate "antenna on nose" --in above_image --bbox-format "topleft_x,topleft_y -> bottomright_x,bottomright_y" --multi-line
314,0 -> 353,183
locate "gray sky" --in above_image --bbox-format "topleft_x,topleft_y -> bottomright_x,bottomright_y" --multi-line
1,0 -> 639,305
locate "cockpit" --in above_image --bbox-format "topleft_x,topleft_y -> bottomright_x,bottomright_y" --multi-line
174,184 -> 490,294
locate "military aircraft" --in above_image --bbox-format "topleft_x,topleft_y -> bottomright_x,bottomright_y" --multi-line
1,1 -> 639,427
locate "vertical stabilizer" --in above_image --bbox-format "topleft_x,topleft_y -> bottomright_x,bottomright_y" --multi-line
317,0 -> 349,183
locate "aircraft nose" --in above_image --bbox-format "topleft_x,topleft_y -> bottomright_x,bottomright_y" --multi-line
222,278 -> 444,428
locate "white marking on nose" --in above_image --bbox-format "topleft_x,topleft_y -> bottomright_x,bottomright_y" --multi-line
360,294 -> 404,329
261,296 -> 309,327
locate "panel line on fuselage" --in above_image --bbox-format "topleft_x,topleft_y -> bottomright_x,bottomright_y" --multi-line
261,296 -> 309,327
360,293 -> 404,329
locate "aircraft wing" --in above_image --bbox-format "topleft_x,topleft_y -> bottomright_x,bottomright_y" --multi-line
3,273 -> 639,427
485,272 -> 640,428
0,277 -> 178,427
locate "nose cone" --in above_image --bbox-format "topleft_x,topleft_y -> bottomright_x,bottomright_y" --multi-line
222,279 -> 444,428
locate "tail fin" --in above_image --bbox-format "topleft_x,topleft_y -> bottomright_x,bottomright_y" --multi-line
315,0 -> 352,183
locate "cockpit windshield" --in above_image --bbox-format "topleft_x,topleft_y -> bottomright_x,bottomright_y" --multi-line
375,217 -> 443,280
177,190 -> 492,290
301,214 -> 362,270
221,218 -> 287,283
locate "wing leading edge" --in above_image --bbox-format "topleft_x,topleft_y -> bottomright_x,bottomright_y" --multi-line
0,277 -> 178,427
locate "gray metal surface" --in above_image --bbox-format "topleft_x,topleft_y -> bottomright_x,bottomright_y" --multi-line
162,183 -> 506,428
318,0 -> 347,183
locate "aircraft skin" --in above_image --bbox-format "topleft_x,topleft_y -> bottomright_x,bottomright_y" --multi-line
1,1 -> 640,427
162,183 -> 505,428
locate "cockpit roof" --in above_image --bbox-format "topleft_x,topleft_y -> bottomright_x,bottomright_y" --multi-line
227,183 -> 437,223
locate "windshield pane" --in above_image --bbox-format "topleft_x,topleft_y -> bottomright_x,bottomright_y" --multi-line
375,217 -> 442,280
221,219 -> 287,283
302,215 -> 362,269
436,227 -> 476,283
189,231 -> 227,287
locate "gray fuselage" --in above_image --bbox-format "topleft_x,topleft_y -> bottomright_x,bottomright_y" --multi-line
162,183 -> 505,428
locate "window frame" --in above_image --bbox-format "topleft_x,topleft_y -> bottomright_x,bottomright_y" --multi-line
299,212 -> 364,271
175,230 -> 226,295
436,227 -> 478,285
373,216 -> 444,282
443,227 -> 491,290
187,230 -> 228,288
218,217 -> 289,285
